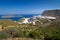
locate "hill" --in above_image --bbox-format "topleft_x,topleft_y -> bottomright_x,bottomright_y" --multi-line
41,9 -> 60,17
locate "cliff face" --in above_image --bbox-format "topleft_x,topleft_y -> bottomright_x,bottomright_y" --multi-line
41,10 -> 60,17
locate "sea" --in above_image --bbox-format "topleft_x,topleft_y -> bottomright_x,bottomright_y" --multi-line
0,14 -> 39,21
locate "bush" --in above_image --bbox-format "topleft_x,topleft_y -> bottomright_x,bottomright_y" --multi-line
0,27 -> 22,39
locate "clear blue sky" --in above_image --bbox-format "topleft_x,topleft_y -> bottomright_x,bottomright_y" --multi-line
0,0 -> 60,14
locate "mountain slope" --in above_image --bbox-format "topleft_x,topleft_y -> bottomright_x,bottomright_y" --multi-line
41,9 -> 60,17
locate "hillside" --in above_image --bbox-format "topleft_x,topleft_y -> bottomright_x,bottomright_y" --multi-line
0,10 -> 60,40
41,9 -> 60,17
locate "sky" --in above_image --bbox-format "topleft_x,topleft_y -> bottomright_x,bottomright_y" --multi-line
0,0 -> 60,14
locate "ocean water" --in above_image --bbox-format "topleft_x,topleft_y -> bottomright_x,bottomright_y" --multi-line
0,14 -> 39,21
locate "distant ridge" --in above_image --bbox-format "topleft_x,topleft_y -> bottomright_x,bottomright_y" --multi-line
41,9 -> 60,17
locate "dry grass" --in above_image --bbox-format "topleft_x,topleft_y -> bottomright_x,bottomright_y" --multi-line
1,38 -> 35,40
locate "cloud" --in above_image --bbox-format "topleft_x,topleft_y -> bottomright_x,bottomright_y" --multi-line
0,9 -> 42,14
18,10 -> 41,13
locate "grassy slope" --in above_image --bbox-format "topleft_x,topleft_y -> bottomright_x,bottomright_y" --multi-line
0,19 -> 60,40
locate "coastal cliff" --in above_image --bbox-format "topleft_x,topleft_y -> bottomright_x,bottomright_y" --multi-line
41,9 -> 60,17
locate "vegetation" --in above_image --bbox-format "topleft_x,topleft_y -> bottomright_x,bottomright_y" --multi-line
0,20 -> 60,40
